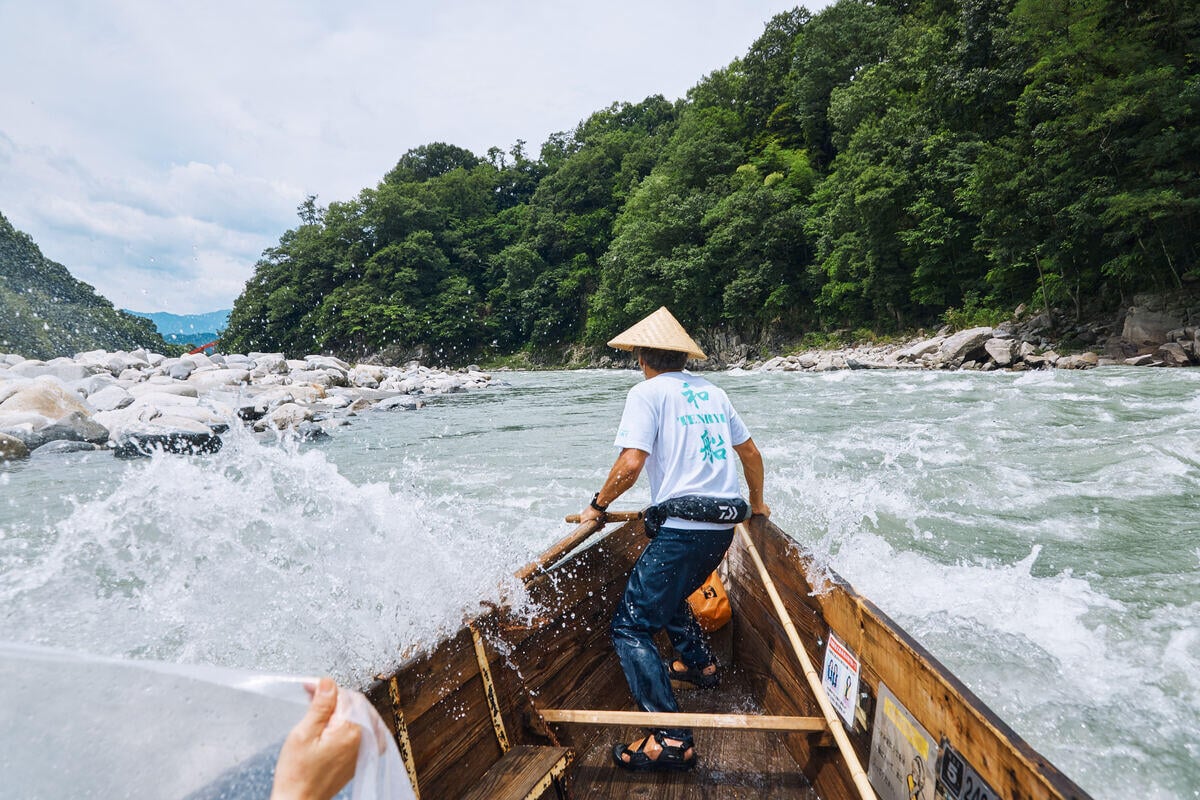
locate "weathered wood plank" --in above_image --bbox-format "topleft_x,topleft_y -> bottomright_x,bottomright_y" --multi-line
460,745 -> 571,800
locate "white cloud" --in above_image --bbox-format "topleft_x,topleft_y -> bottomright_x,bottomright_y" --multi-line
0,0 -> 831,314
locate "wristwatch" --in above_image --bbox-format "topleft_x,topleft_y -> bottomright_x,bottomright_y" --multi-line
590,493 -> 609,513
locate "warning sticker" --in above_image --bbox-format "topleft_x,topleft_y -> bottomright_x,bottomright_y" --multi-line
936,739 -> 1000,800
821,631 -> 861,727
868,683 -> 938,800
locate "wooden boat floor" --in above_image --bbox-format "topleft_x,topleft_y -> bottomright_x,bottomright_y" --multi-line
561,667 -> 821,799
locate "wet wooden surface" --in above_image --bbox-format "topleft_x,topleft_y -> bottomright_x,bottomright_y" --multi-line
557,665 -> 820,799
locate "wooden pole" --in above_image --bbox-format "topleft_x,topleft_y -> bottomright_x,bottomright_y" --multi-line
539,708 -> 826,732
735,523 -> 878,800
562,511 -> 642,524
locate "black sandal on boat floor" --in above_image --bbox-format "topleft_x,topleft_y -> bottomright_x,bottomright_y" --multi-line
611,731 -> 697,772
667,660 -> 720,689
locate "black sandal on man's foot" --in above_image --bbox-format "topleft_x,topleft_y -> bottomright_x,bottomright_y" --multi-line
611,731 -> 697,772
667,660 -> 720,689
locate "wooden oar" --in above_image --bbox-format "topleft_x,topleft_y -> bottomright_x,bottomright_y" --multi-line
735,522 -> 878,800
514,512 -> 641,583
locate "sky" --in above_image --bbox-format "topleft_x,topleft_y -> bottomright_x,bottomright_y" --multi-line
0,1 -> 831,315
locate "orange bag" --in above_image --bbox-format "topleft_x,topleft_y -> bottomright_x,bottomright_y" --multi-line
687,571 -> 732,632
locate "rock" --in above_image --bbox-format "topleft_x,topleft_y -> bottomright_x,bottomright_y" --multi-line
936,327 -> 993,366
1123,306 -> 1183,346
0,377 -> 92,419
1042,350 -> 1061,365
1154,342 -> 1192,367
268,402 -> 314,429
129,382 -> 198,399
377,396 -> 421,411
167,361 -> 195,380
759,356 -> 786,372
186,368 -> 249,391
9,358 -> 96,382
1124,354 -> 1158,366
295,421 -> 330,441
250,353 -> 288,376
1076,352 -> 1100,368
72,373 -> 120,397
0,432 -> 29,461
305,355 -> 351,372
114,412 -> 225,455
984,338 -> 1016,367
897,337 -> 944,361
31,440 -> 99,457
35,412 -> 109,446
288,369 -> 338,388
1104,338 -> 1139,359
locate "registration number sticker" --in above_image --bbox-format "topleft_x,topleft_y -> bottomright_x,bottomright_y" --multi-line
937,739 -> 1000,800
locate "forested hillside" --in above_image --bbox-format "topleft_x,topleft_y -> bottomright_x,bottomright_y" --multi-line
223,0 -> 1200,363
0,212 -> 170,359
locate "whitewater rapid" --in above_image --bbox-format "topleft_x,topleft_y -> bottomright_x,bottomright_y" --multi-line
2,367 -> 1197,798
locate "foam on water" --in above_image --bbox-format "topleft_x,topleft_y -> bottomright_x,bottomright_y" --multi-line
0,424 -> 531,685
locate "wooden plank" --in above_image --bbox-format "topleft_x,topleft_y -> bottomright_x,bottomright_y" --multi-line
541,708 -> 826,732
460,745 -> 571,800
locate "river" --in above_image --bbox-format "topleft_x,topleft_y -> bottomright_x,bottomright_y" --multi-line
1,367 -> 1197,798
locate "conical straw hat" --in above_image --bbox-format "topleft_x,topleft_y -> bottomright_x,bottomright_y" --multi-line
607,306 -> 707,360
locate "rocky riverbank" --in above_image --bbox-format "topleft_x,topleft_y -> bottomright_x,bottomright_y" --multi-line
744,296 -> 1200,374
0,350 -> 499,462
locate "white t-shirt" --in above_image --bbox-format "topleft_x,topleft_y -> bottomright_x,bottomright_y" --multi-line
613,371 -> 751,530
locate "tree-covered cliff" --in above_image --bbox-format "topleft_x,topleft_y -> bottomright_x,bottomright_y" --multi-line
223,0 -> 1200,362
0,212 -> 170,359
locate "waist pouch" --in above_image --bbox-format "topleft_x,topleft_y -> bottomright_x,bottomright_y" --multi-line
642,495 -> 751,538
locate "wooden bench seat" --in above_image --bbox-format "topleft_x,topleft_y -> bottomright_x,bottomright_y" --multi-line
460,745 -> 572,800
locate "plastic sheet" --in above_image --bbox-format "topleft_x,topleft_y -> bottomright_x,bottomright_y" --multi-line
0,642 -> 415,800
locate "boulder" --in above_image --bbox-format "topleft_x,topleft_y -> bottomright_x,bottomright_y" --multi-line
129,380 -> 199,398
32,440 -> 99,457
0,377 -> 92,419
87,385 -> 134,412
896,337 -> 944,361
288,369 -> 339,388
186,368 -> 249,392
250,353 -> 288,376
34,412 -> 109,446
0,432 -> 29,461
758,356 -> 786,372
9,358 -> 95,382
1123,306 -> 1183,346
1124,354 -> 1158,366
377,396 -> 421,411
268,402 -> 314,429
72,373 -> 120,397
113,423 -> 223,458
983,338 -> 1016,367
167,361 -> 195,380
936,327 -> 993,366
1154,342 -> 1192,367
305,355 -> 352,372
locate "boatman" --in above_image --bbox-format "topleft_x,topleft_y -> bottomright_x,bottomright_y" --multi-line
579,306 -> 768,772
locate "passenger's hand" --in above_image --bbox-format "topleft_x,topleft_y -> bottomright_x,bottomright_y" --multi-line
752,503 -> 771,518
271,677 -> 361,800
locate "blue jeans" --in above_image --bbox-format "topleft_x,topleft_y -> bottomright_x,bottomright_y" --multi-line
610,525 -> 734,742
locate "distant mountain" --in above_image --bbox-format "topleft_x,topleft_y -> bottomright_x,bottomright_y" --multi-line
0,211 -> 171,359
124,309 -> 230,336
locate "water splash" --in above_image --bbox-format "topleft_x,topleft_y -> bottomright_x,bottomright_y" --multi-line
0,424 -> 530,685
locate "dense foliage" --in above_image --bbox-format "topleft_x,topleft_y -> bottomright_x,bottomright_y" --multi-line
224,0 -> 1200,361
0,212 -> 170,359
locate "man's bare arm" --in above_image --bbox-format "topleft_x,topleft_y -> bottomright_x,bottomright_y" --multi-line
580,447 -> 649,522
732,438 -> 769,517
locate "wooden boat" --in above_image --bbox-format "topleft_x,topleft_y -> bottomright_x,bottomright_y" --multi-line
364,514 -> 1092,800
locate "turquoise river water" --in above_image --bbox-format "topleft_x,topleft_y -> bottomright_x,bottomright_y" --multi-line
1,367 -> 1198,798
